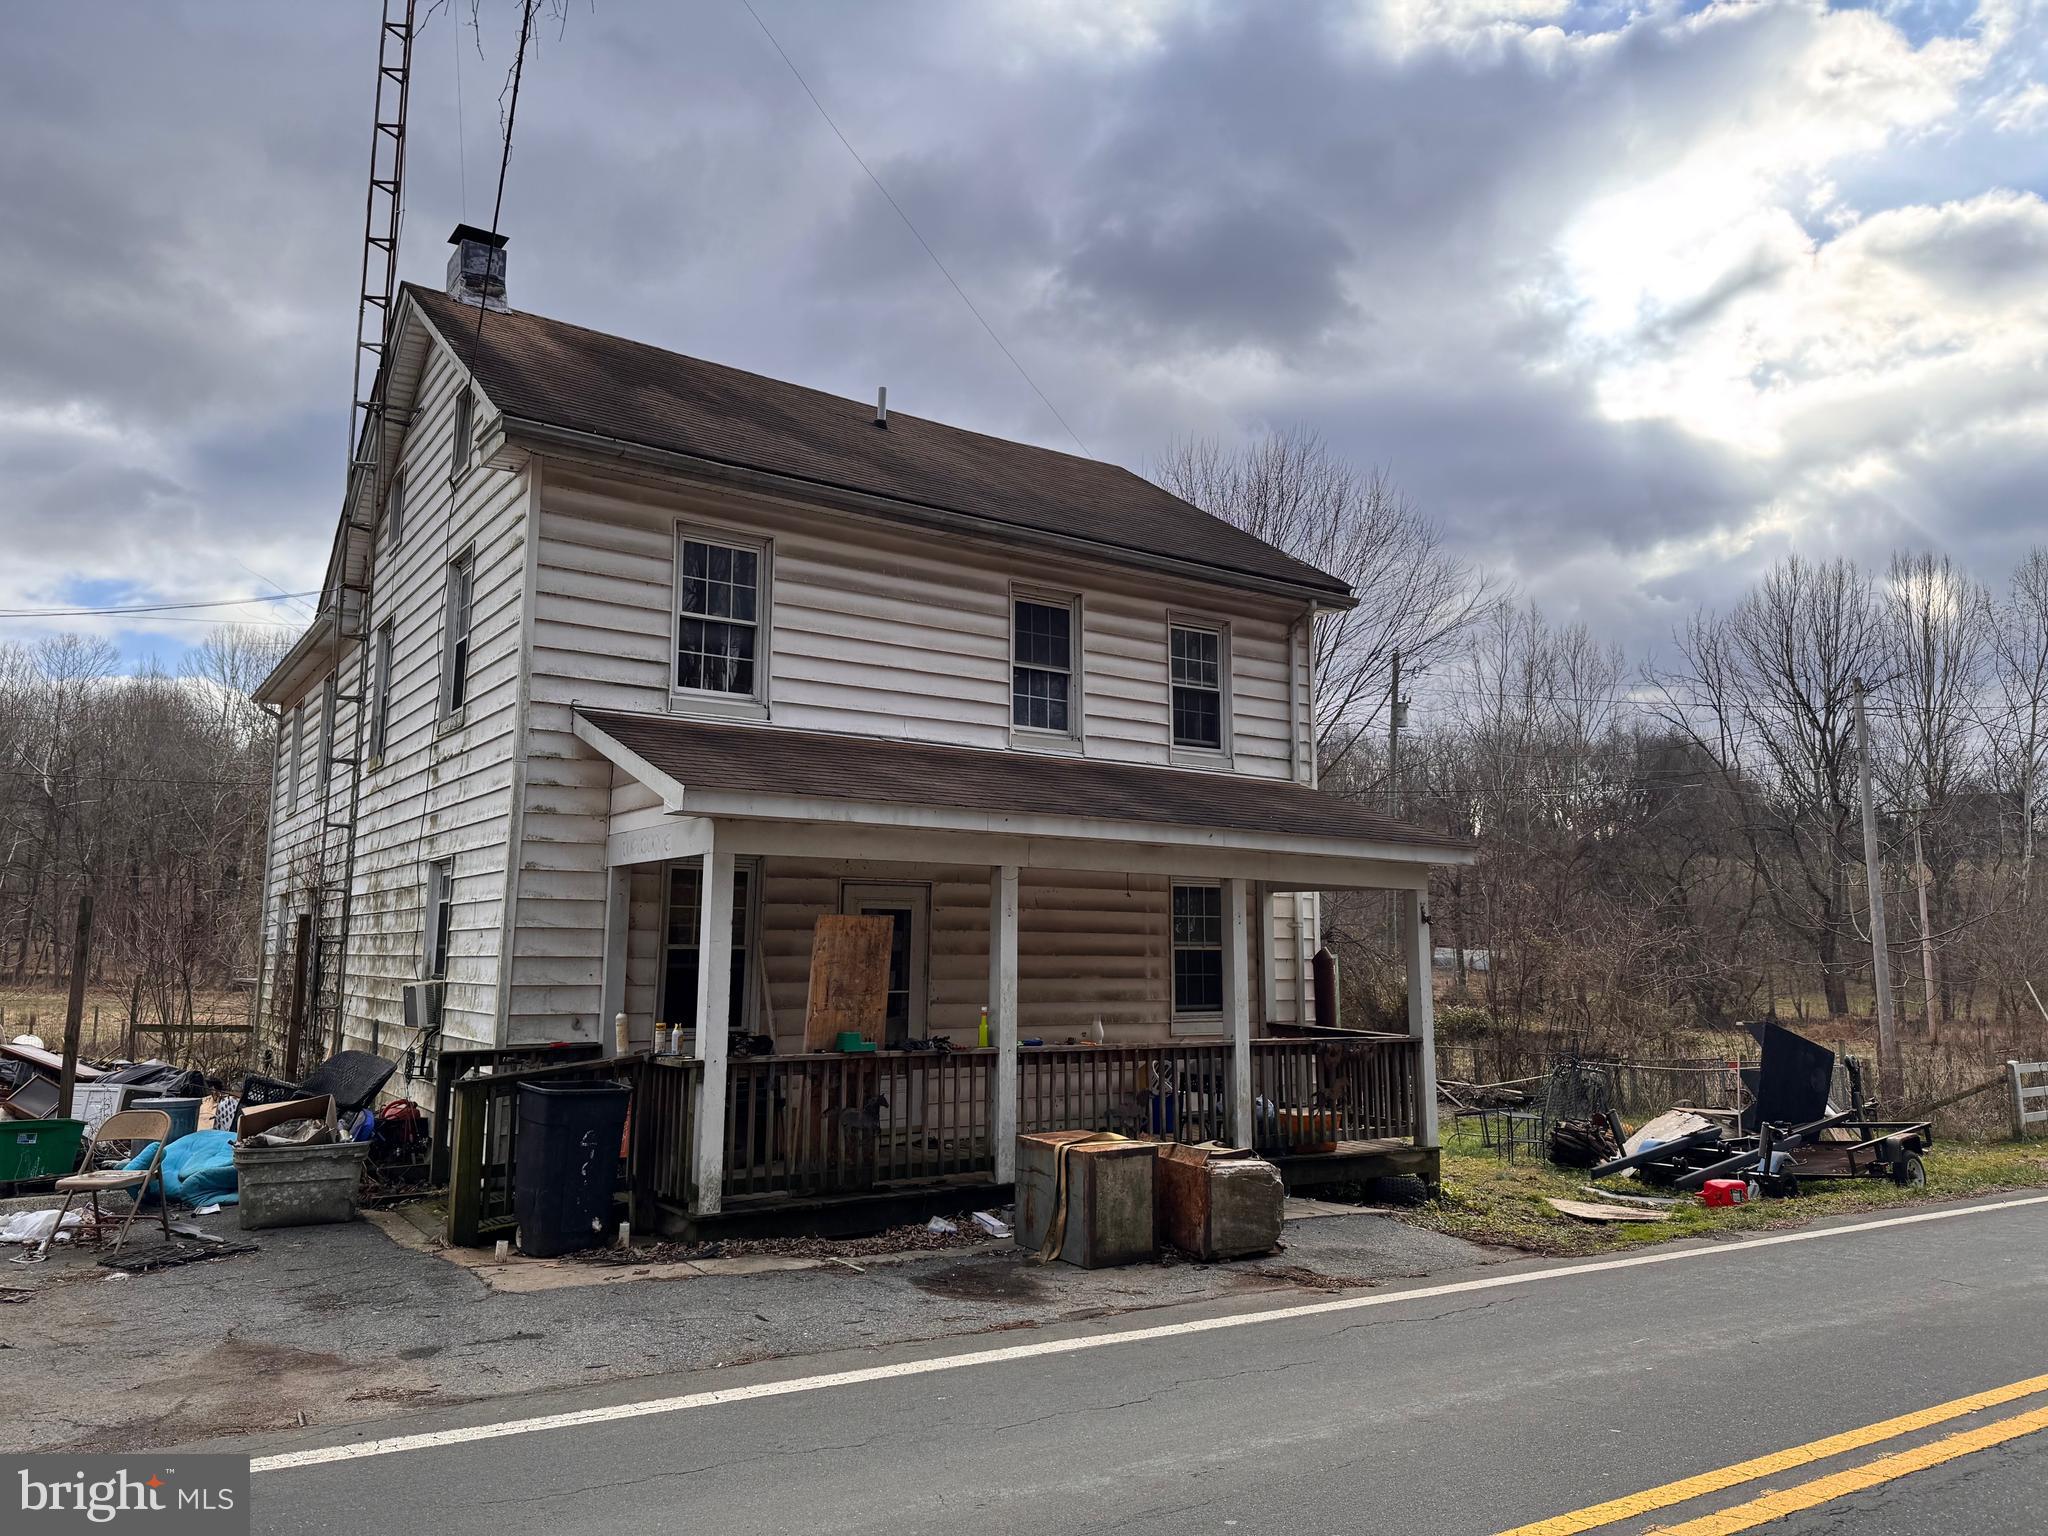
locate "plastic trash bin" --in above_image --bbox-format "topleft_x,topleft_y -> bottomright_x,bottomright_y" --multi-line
513,1081 -> 631,1258
134,1096 -> 202,1145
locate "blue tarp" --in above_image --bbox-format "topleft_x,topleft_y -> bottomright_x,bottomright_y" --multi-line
124,1128 -> 239,1207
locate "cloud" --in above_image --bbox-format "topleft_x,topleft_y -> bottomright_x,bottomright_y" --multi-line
0,0 -> 2042,673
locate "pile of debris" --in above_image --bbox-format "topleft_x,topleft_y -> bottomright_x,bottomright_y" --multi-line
1587,1023 -> 1931,1200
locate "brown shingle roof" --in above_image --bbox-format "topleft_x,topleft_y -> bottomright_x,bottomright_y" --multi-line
580,709 -> 1472,857
406,285 -> 1349,598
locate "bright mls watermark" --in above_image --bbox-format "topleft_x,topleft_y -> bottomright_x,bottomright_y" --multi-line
4,1456 -> 248,1534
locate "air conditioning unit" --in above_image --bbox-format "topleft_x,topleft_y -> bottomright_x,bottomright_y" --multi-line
402,980 -> 443,1033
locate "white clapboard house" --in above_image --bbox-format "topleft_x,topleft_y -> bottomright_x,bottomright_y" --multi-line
254,230 -> 1472,1225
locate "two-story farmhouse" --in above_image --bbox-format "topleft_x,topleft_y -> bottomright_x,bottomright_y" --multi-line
255,231 -> 1471,1223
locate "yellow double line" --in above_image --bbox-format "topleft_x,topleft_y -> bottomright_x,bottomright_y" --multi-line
1496,1370 -> 2048,1536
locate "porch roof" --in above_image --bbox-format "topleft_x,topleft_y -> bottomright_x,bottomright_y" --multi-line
576,708 -> 1474,866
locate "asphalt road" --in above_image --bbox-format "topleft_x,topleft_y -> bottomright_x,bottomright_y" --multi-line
223,1193 -> 2048,1536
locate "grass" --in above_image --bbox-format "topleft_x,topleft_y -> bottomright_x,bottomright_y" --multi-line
0,983 -> 251,1063
1393,1121 -> 2048,1258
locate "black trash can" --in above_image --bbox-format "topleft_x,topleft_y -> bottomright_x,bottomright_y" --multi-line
512,1081 -> 631,1258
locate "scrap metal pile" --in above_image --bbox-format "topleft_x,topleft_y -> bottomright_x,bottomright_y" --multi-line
1589,1023 -> 1931,1198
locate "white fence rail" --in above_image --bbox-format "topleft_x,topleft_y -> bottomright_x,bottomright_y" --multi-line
2010,1060 -> 2048,1139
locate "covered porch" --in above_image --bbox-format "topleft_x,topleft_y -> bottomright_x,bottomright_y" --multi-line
577,708 -> 1469,1228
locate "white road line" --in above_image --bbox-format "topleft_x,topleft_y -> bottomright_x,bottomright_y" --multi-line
251,1192 -> 2048,1474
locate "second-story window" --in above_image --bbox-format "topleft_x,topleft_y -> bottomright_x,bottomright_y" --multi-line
286,704 -> 304,813
448,387 -> 474,481
316,676 -> 338,793
441,550 -> 474,718
675,532 -> 764,701
382,468 -> 406,552
369,619 -> 395,761
1170,622 -> 1225,752
1013,594 -> 1077,735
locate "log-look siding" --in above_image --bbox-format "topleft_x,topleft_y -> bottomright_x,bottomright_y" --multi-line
256,334 -> 531,1056
508,465 -> 1320,1045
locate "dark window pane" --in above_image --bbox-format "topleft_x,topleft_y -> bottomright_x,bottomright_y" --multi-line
1012,666 -> 1070,732
683,541 -> 706,581
1173,950 -> 1223,1014
678,617 -> 758,695
1171,627 -> 1218,688
1014,600 -> 1071,670
1173,685 -> 1222,749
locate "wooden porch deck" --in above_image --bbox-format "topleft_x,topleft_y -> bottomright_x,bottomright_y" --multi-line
443,1034 -> 1436,1244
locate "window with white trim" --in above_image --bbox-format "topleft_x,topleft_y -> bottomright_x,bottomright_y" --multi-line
1013,594 -> 1077,735
368,619 -> 395,760
659,863 -> 752,1032
287,703 -> 304,813
1171,882 -> 1224,1017
674,533 -> 764,700
441,550 -> 474,717
1170,622 -> 1225,751
448,387 -> 474,480
316,676 -> 338,793
423,858 -> 455,981
382,468 -> 406,551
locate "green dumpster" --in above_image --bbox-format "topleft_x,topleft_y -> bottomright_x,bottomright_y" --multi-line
0,1118 -> 86,1184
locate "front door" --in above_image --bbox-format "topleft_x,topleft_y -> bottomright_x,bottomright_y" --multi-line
840,884 -> 930,1046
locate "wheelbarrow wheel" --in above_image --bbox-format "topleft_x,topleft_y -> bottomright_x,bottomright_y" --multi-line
1891,1153 -> 1926,1188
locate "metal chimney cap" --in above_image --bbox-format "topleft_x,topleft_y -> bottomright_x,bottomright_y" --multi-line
448,223 -> 509,249
874,386 -> 888,428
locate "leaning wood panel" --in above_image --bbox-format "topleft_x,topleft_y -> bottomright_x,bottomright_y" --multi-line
803,915 -> 894,1049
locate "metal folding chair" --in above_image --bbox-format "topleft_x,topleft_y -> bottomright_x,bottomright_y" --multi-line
23,1108 -> 174,1262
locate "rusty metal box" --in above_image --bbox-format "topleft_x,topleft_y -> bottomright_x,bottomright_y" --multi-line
1015,1130 -> 1156,1268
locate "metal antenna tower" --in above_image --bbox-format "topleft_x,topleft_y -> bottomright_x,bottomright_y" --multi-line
309,0 -> 417,1063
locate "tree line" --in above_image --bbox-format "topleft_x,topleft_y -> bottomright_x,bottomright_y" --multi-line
0,628 -> 287,1041
1159,431 -> 2048,1046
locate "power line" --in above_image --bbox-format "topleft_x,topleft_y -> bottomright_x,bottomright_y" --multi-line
0,592 -> 317,619
736,0 -> 1092,459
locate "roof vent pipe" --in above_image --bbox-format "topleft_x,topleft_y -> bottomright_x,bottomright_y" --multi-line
874,386 -> 888,429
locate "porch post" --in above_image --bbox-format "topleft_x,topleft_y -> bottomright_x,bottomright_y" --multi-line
691,847 -> 737,1215
599,866 -> 630,1054
1402,887 -> 1440,1148
1223,876 -> 1254,1148
990,864 -> 1020,1183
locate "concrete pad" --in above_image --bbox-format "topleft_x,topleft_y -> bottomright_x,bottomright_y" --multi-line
1283,1196 -> 1361,1221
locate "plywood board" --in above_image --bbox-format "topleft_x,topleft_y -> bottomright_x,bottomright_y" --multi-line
803,914 -> 894,1050
1544,1196 -> 1672,1224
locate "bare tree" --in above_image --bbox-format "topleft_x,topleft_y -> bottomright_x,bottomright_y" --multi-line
1879,551 -> 1991,1029
1990,548 -> 2048,894
1153,429 -> 1491,773
1652,556 -> 1886,1016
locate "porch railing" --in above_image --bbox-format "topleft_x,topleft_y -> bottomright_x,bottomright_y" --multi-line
1250,1034 -> 1419,1153
721,1049 -> 997,1202
1018,1043 -> 1232,1144
631,1055 -> 703,1218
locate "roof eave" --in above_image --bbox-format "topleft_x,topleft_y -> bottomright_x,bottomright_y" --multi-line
501,415 -> 1359,611
253,611 -> 336,707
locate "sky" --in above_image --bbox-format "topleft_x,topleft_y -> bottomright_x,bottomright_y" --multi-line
1,0 -> 2044,675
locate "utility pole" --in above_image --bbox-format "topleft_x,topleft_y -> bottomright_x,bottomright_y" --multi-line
1387,647 -> 1403,813
56,891 -> 93,1120
1853,681 -> 1900,1092
1912,818 -> 1940,1037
